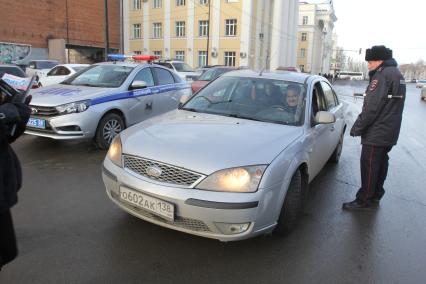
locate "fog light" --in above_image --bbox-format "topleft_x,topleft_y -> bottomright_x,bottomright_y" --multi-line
214,222 -> 251,235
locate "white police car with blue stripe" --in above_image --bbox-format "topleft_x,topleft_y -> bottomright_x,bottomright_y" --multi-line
26,61 -> 191,149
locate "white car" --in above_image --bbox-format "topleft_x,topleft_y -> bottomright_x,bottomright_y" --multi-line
416,79 -> 426,88
38,64 -> 89,87
154,60 -> 201,81
25,60 -> 59,80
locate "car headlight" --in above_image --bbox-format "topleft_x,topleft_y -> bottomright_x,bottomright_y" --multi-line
196,165 -> 267,193
107,135 -> 122,167
56,100 -> 90,115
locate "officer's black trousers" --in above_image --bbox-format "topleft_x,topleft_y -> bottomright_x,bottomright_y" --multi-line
356,145 -> 393,203
0,208 -> 18,269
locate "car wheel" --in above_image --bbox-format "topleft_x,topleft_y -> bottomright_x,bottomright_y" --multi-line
94,113 -> 124,150
329,132 -> 344,163
275,170 -> 303,235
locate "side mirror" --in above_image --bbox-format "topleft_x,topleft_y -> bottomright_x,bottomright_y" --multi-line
315,111 -> 335,124
130,80 -> 147,90
178,94 -> 190,108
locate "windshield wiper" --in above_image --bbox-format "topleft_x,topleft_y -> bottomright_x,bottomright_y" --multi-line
181,107 -> 200,113
225,113 -> 265,122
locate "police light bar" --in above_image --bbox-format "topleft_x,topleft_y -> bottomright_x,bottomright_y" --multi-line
107,54 -> 159,61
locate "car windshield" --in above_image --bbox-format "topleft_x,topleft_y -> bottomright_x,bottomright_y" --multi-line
62,65 -> 134,88
173,62 -> 194,72
197,68 -> 232,81
37,61 -> 58,69
183,76 -> 306,126
0,67 -> 26,78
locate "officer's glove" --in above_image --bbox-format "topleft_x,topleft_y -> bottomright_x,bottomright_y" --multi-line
0,103 -> 21,124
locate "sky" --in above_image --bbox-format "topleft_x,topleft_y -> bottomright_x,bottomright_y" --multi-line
313,0 -> 426,64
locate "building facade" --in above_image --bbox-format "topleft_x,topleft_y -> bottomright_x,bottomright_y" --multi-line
0,0 -> 120,64
296,1 -> 336,74
124,0 -> 298,69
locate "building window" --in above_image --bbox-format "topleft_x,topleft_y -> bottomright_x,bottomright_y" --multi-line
200,0 -> 208,4
198,51 -> 207,67
176,0 -> 185,6
132,0 -> 141,10
175,51 -> 185,61
154,50 -> 162,57
301,32 -> 307,41
224,51 -> 236,66
153,0 -> 162,8
134,51 -> 142,55
299,65 -> 305,72
225,19 -> 237,36
300,48 -> 306,58
303,16 -> 308,25
132,24 -> 141,39
175,21 -> 186,37
153,23 -> 162,38
199,20 -> 209,37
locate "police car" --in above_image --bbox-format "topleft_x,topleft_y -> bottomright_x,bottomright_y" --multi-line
26,55 -> 192,149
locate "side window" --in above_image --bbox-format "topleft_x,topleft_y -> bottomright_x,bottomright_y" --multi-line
60,67 -> 71,76
47,66 -> 60,76
133,68 -> 155,87
153,68 -> 175,85
320,81 -> 337,110
311,82 -> 327,125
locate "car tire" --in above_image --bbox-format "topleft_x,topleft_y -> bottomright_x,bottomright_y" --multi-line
275,170 -> 303,235
94,112 -> 124,150
329,132 -> 344,163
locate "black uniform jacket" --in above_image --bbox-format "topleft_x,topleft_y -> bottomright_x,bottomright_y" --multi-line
0,103 -> 26,212
351,59 -> 406,146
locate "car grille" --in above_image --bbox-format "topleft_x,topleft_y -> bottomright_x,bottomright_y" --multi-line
30,105 -> 59,117
111,191 -> 211,232
123,155 -> 204,187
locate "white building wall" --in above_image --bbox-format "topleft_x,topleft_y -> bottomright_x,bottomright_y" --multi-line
143,1 -> 149,54
211,0 -> 221,66
240,0 -> 253,67
164,0 -> 171,58
270,0 -> 299,70
187,0 -> 194,66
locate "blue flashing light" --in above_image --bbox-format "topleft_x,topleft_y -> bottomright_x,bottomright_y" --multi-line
108,54 -> 127,61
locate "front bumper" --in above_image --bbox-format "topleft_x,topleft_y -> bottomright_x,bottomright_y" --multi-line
102,158 -> 277,242
25,109 -> 100,140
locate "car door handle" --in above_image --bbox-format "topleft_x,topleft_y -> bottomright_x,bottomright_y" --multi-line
146,102 -> 153,109
330,126 -> 335,131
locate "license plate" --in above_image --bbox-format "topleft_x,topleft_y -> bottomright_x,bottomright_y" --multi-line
27,117 -> 46,129
119,187 -> 175,221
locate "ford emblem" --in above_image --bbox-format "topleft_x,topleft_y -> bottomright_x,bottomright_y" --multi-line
146,166 -> 162,178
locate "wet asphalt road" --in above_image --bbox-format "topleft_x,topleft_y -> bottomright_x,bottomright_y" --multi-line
1,81 -> 426,284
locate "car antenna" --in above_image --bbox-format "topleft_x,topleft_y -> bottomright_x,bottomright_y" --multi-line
259,67 -> 266,76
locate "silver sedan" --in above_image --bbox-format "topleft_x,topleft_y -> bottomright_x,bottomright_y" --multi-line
102,70 -> 346,241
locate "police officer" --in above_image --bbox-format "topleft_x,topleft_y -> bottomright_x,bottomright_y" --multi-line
0,91 -> 31,269
343,45 -> 405,210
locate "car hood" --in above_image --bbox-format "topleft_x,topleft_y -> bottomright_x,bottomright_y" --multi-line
121,110 -> 304,175
29,84 -> 120,106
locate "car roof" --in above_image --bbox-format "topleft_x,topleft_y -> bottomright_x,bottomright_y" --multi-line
221,69 -> 313,84
95,61 -> 151,68
0,64 -> 21,68
30,60 -> 59,62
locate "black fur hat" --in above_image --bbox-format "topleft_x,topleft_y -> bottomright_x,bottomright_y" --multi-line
365,45 -> 393,61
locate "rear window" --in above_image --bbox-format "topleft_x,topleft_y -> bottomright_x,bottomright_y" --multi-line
0,66 -> 26,78
153,68 -> 175,85
37,61 -> 59,69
